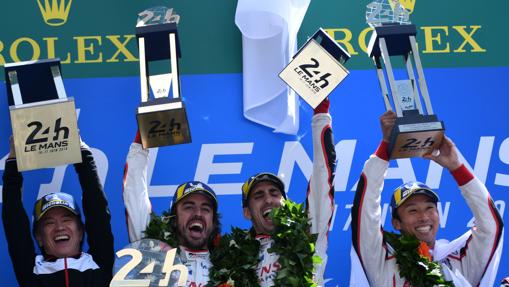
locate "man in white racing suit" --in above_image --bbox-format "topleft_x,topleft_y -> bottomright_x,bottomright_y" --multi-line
123,132 -> 220,287
351,111 -> 504,287
241,99 -> 336,286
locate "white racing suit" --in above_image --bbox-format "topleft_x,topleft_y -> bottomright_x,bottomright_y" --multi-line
351,141 -> 504,287
123,143 -> 211,287
255,112 -> 337,286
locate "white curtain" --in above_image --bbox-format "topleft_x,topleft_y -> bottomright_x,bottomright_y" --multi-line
235,0 -> 310,135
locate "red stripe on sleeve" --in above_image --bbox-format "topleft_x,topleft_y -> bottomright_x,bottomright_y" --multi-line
375,141 -> 390,161
450,164 -> 474,186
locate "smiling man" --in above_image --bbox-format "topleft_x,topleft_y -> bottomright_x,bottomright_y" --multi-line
351,111 -> 504,287
123,134 -> 220,286
33,193 -> 84,259
390,182 -> 441,246
2,139 -> 114,287
238,98 -> 336,286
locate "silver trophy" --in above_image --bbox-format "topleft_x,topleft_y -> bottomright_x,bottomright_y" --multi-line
366,0 -> 444,159
135,7 -> 191,148
110,239 -> 188,287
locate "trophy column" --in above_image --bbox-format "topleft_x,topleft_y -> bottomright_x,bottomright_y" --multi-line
135,7 -> 191,149
5,59 -> 82,171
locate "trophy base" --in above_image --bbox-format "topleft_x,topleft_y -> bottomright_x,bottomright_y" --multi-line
9,98 -> 82,171
388,110 -> 445,159
136,98 -> 191,148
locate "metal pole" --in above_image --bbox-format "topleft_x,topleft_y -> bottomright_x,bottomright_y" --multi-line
403,53 -> 423,113
169,33 -> 180,99
409,36 -> 433,114
374,56 -> 392,111
138,37 -> 150,103
379,37 -> 402,117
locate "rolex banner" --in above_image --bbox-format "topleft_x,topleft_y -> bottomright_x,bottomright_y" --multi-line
0,0 -> 508,286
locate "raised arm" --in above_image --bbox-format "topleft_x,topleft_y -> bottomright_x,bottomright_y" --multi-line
1,136 -> 36,287
122,132 -> 152,242
306,99 -> 336,284
73,142 -> 114,279
425,137 -> 504,286
351,111 -> 395,286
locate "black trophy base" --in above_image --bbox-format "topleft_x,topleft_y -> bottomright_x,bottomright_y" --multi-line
367,24 -> 417,58
136,98 -> 191,148
388,110 -> 445,159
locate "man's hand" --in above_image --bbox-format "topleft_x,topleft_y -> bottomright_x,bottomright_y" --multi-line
380,111 -> 396,143
8,136 -> 16,159
423,136 -> 462,171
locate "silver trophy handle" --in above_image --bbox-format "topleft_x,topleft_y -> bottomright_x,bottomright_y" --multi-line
379,37 -> 403,117
8,71 -> 23,106
169,33 -> 180,99
403,53 -> 423,113
409,36 -> 434,114
374,57 -> 392,111
138,37 -> 150,103
51,65 -> 68,100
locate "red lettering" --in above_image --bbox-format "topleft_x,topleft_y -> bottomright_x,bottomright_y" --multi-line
260,264 -> 272,276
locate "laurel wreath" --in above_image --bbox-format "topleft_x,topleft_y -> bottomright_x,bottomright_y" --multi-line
208,200 -> 321,287
143,211 -> 179,248
384,231 -> 454,287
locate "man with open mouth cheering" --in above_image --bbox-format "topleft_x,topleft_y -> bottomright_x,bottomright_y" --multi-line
123,132 -> 221,286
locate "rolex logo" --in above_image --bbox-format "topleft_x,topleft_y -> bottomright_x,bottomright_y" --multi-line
37,0 -> 73,26
398,0 -> 416,14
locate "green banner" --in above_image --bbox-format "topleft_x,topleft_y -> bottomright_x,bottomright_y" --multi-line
0,0 -> 506,78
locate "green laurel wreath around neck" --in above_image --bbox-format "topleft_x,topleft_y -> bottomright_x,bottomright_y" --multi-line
143,210 -> 179,248
208,200 -> 321,287
384,231 -> 454,287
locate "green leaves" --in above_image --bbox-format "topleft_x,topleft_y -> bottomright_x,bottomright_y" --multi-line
208,199 -> 321,286
384,232 -> 454,287
269,200 -> 321,287
143,211 -> 179,248
208,227 -> 261,287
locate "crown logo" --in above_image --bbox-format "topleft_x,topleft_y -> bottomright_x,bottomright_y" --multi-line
398,0 -> 416,14
37,0 -> 73,26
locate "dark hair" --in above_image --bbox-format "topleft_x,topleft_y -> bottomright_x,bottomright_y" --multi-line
392,208 -> 400,221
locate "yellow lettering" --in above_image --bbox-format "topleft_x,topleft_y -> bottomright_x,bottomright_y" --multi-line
358,27 -> 373,54
421,26 -> 450,53
43,37 -> 72,64
74,36 -> 103,63
106,35 -> 137,62
10,37 -> 41,62
0,41 -> 5,65
452,26 -> 485,53
324,28 -> 358,55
